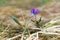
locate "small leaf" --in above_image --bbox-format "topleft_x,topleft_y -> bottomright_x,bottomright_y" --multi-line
38,17 -> 41,22
31,20 -> 35,22
10,15 -> 22,26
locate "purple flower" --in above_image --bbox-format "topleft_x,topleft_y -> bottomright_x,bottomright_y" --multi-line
31,8 -> 39,15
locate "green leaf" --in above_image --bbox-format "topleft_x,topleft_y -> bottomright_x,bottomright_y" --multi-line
10,15 -> 22,26
31,20 -> 35,22
38,17 -> 41,22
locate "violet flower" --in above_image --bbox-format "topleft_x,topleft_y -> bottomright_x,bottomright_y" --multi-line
31,8 -> 39,16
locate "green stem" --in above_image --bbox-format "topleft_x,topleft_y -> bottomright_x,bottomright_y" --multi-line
35,15 -> 36,23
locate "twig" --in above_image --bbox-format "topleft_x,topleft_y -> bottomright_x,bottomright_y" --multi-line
6,34 -> 21,40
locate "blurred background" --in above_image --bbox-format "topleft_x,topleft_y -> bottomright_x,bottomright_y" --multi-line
0,0 -> 52,9
0,0 -> 59,17
0,0 -> 60,20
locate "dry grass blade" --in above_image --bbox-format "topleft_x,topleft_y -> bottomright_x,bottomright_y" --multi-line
44,16 -> 60,28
